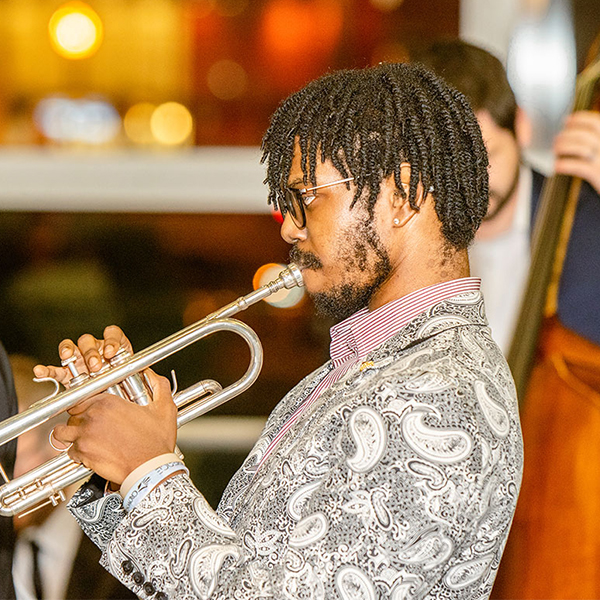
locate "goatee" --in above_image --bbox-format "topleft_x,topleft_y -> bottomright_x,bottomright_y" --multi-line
288,214 -> 392,322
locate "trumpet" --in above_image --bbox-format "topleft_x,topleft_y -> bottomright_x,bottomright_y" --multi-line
0,264 -> 304,517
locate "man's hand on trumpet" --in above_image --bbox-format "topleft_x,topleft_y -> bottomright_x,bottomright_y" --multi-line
32,326 -> 178,486
33,325 -> 133,384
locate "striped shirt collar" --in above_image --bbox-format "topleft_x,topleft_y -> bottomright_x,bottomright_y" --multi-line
329,277 -> 481,367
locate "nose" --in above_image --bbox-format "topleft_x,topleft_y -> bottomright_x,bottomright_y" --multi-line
280,212 -> 307,244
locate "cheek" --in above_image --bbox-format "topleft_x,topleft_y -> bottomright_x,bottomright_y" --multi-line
304,219 -> 341,264
487,157 -> 507,198
338,233 -> 368,270
304,202 -> 372,274
487,153 -> 502,182
327,230 -> 374,279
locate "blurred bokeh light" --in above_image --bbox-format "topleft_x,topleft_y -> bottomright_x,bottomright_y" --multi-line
259,0 -> 344,91
123,102 -> 157,145
33,95 -> 120,144
0,0 -> 460,146
48,2 -> 104,60
214,0 -> 250,17
271,206 -> 284,225
369,0 -> 404,11
253,263 -> 305,309
207,60 -> 248,101
150,102 -> 194,146
507,0 -> 577,151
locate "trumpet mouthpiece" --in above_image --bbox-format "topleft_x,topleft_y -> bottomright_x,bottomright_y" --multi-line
280,264 -> 304,289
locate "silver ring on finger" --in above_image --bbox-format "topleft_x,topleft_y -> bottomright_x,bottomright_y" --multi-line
49,428 -> 73,452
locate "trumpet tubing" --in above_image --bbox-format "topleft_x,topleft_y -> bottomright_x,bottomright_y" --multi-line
0,264 -> 303,517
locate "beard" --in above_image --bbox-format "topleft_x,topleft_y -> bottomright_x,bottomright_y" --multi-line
289,218 -> 392,322
485,163 -> 520,222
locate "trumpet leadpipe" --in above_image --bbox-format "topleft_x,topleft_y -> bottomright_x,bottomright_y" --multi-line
0,263 -> 303,448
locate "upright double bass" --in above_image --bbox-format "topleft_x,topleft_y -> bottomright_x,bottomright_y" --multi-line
492,44 -> 600,599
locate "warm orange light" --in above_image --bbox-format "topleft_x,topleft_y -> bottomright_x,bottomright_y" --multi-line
253,263 -> 280,290
259,0 -> 344,90
215,0 -> 249,17
48,2 -> 103,60
371,41 -> 409,65
192,0 -> 217,18
262,0 -> 343,57
207,60 -> 248,100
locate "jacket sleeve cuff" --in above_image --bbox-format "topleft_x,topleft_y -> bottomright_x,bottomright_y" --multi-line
67,479 -> 127,551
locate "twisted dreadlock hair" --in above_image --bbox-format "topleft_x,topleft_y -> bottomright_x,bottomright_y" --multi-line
261,62 -> 489,250
413,39 -> 518,134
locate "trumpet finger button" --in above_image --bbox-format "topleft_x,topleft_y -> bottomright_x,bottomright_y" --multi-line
61,355 -> 80,377
61,355 -> 90,387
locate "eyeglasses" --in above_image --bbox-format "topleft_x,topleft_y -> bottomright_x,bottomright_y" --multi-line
282,177 -> 354,229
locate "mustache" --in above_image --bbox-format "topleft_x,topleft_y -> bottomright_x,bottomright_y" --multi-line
289,246 -> 322,270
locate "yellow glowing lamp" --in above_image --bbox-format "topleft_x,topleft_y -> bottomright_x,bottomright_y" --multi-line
49,2 -> 103,60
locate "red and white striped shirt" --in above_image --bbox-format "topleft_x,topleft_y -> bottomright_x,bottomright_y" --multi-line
257,277 -> 481,468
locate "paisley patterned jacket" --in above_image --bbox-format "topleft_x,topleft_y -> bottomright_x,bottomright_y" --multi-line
68,291 -> 523,599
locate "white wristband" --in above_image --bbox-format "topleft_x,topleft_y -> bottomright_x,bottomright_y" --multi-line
120,453 -> 183,499
122,461 -> 188,512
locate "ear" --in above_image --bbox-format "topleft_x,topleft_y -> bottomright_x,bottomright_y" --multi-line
389,163 -> 429,228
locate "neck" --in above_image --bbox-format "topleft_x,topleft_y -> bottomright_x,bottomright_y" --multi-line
368,248 -> 470,311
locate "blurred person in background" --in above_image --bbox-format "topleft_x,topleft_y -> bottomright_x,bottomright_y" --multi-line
416,37 -> 600,598
10,355 -> 135,600
0,343 -> 18,600
414,40 -> 535,353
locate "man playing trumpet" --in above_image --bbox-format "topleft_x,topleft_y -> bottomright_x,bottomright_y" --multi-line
35,63 -> 523,599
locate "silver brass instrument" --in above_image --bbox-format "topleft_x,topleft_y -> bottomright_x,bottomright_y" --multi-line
0,264 -> 303,517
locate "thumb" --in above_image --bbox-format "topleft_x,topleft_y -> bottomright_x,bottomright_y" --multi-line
145,369 -> 175,408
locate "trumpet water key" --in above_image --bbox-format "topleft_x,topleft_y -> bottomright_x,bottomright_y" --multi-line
0,264 -> 304,517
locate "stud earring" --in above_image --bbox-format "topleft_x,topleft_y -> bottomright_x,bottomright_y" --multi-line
393,218 -> 400,226
428,186 -> 434,193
